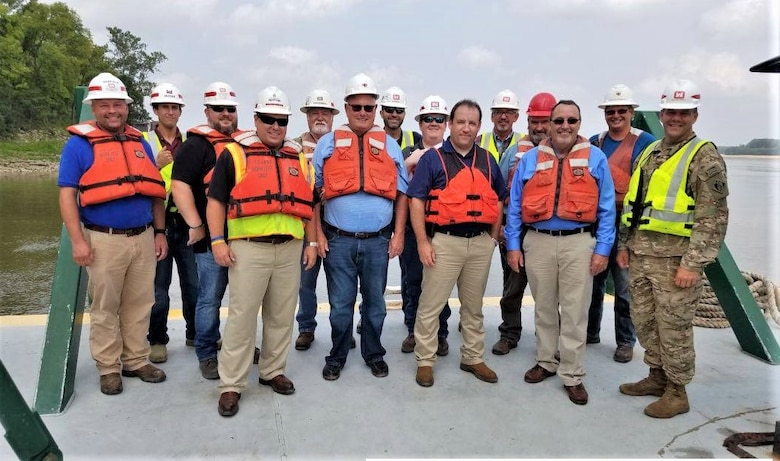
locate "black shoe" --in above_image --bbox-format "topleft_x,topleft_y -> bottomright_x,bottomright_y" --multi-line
586,336 -> 601,344
368,360 -> 389,378
356,318 -> 362,334
350,336 -> 356,349
253,347 -> 261,364
322,363 -> 343,381
436,336 -> 449,357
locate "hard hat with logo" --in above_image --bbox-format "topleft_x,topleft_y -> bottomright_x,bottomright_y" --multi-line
254,86 -> 292,115
490,89 -> 520,110
660,80 -> 701,109
526,92 -> 557,117
380,86 -> 407,108
300,89 -> 339,115
344,72 -> 379,100
597,84 -> 639,109
83,72 -> 133,105
414,95 -> 449,122
150,83 -> 185,106
203,81 -> 238,106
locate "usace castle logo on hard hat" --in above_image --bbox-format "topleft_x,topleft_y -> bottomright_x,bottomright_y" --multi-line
431,102 -> 439,109
502,96 -> 510,102
392,94 -> 400,101
673,91 -> 686,99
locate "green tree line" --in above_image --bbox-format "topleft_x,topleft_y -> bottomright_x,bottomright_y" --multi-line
0,0 -> 166,139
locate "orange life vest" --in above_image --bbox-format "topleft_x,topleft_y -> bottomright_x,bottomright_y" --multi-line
425,146 -> 500,226
521,136 -> 599,224
298,132 -> 319,160
506,137 -> 536,189
68,121 -> 165,206
186,124 -> 242,190
595,128 -> 641,205
226,133 -> 314,221
322,125 -> 397,200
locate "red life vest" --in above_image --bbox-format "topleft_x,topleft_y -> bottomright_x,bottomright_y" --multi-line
322,125 -> 397,200
596,128 -> 641,205
521,136 -> 599,224
425,146 -> 500,226
226,133 -> 313,221
186,124 -> 242,190
68,121 -> 165,206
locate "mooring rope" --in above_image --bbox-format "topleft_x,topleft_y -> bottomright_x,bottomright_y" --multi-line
694,272 -> 780,328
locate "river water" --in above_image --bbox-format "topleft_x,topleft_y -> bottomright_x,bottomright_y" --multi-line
1,156 -> 778,316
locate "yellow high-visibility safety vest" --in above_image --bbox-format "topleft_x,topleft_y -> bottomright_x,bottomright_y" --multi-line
400,130 -> 415,151
143,130 -> 185,211
479,131 -> 521,163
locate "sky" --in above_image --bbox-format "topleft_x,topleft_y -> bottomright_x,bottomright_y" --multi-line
48,0 -> 780,146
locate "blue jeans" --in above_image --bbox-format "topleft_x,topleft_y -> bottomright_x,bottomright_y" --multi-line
148,216 -> 198,345
323,228 -> 389,366
399,226 -> 450,337
194,249 -> 228,361
296,251 -> 322,333
587,243 -> 636,346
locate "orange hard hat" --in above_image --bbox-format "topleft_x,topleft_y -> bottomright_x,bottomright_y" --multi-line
526,92 -> 556,117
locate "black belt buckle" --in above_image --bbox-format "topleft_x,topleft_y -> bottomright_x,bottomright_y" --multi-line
352,231 -> 373,239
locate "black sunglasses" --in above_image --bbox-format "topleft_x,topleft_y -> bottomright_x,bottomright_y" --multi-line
349,104 -> 376,113
605,108 -> 629,116
552,117 -> 580,125
421,115 -> 445,124
257,114 -> 289,127
383,107 -> 405,114
209,105 -> 236,113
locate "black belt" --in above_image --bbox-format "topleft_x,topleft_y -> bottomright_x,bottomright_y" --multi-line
245,235 -> 294,244
324,223 -> 390,239
84,223 -> 151,236
435,230 -> 485,238
530,225 -> 593,237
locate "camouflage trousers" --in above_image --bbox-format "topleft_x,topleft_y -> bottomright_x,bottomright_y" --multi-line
628,252 -> 702,385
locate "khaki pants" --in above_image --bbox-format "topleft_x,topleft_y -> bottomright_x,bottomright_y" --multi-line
218,239 -> 302,393
414,232 -> 494,367
523,230 -> 594,386
85,227 -> 156,375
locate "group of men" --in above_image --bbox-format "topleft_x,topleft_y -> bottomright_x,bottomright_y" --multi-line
58,70 -> 728,419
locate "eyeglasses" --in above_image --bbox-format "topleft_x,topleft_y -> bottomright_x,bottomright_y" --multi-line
552,117 -> 580,125
605,108 -> 629,116
257,114 -> 289,127
383,107 -> 405,114
209,106 -> 237,113
421,115 -> 445,124
349,104 -> 376,113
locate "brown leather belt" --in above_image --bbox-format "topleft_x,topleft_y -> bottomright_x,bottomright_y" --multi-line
84,223 -> 151,236
244,235 -> 294,244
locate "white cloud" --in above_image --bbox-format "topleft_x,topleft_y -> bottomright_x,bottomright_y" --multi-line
457,46 -> 501,69
269,47 -> 317,66
639,49 -> 750,95
265,0 -> 363,18
700,0 -> 767,35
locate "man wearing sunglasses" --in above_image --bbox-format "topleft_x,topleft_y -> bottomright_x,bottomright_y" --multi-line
206,86 -> 317,417
313,73 -> 409,381
477,89 -> 523,164
172,81 -> 255,381
380,86 -> 421,151
505,100 -> 616,405
397,95 -> 453,357
586,84 -> 656,364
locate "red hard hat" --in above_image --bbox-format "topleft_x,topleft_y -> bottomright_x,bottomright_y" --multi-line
526,92 -> 556,117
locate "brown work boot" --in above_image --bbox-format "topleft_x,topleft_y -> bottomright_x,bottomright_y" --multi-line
121,364 -> 166,383
218,391 -> 241,417
401,333 -> 415,353
459,362 -> 498,383
613,344 -> 633,363
416,366 -> 434,387
524,364 -> 556,383
149,344 -> 167,363
259,374 -> 296,395
564,383 -> 589,405
100,373 -> 123,395
295,332 -> 314,351
644,382 -> 690,418
619,368 -> 667,397
491,338 -> 517,355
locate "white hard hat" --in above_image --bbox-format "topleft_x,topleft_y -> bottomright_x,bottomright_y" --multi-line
660,80 -> 701,109
344,72 -> 379,100
254,86 -> 292,115
414,95 -> 449,122
83,72 -> 133,105
597,84 -> 639,109
203,81 -> 238,106
150,83 -> 185,106
380,86 -> 407,108
300,89 -> 340,115
490,89 -> 520,110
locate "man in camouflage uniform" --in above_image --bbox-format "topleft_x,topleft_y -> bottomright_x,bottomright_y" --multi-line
616,80 -> 729,418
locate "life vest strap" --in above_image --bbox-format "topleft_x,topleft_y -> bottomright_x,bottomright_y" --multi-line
79,174 -> 164,192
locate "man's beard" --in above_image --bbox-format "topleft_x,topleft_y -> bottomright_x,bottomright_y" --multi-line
311,123 -> 329,136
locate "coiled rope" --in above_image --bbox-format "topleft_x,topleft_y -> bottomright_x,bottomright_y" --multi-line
694,272 -> 780,328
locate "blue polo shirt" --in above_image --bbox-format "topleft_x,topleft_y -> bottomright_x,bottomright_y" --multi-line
313,128 -> 409,233
589,130 -> 656,167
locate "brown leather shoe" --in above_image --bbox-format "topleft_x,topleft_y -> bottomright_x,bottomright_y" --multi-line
121,364 -> 166,383
259,374 -> 295,395
524,364 -> 556,383
416,366 -> 434,387
295,332 -> 314,350
100,373 -> 123,395
218,391 -> 241,417
401,333 -> 415,353
564,383 -> 589,405
436,336 -> 449,357
491,338 -> 517,355
459,362 -> 498,383
613,345 -> 634,363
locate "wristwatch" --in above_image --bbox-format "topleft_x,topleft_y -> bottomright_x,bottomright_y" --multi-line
154,228 -> 166,235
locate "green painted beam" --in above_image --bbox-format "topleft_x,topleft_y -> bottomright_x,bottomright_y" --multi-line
704,244 -> 780,364
633,110 -> 665,139
1,360 -> 63,461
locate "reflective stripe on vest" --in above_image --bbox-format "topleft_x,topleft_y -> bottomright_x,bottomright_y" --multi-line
400,130 -> 415,151
143,130 -> 185,212
479,131 -> 520,163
